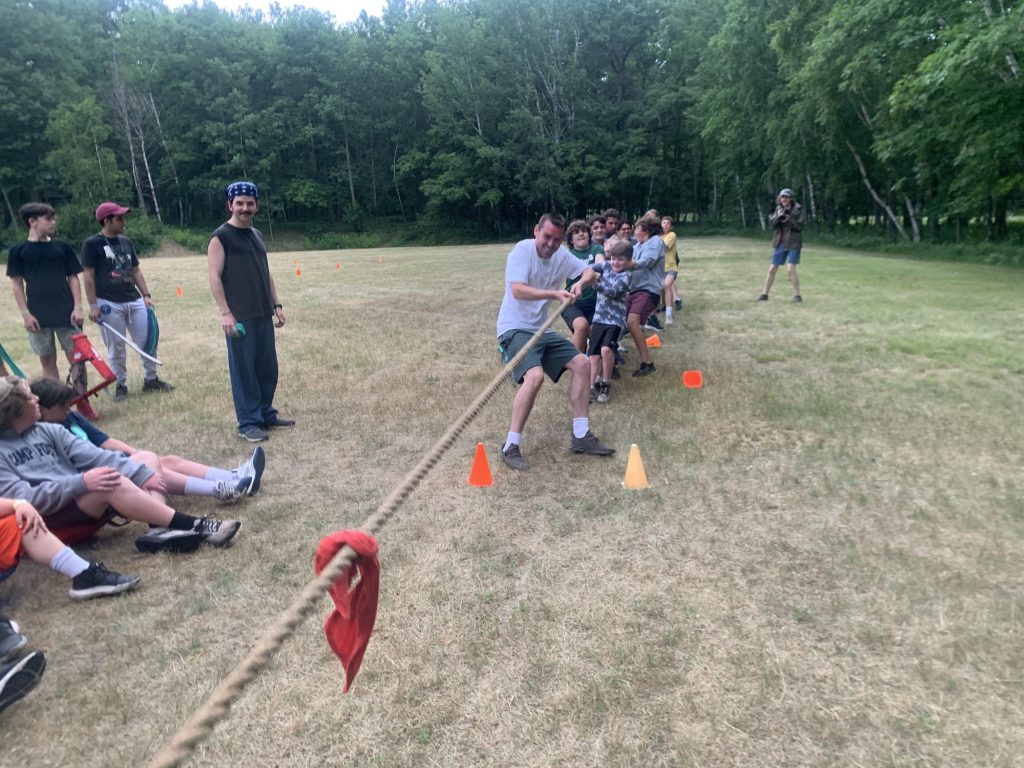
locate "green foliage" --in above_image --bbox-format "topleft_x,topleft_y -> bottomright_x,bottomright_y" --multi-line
0,0 -> 1018,251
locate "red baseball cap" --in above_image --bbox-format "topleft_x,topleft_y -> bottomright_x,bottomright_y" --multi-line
95,201 -> 130,222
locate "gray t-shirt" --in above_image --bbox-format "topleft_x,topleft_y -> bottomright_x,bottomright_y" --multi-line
496,239 -> 586,337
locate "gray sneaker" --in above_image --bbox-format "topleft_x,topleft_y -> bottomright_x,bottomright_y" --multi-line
501,443 -> 528,471
597,381 -> 610,403
0,650 -> 45,714
571,431 -> 615,456
792,294 -> 803,303
193,517 -> 241,547
238,425 -> 269,442
214,476 -> 253,503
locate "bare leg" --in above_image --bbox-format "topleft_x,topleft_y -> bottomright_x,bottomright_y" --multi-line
588,355 -> 601,385
566,354 -> 590,418
508,367 -> 544,434
75,476 -> 176,527
601,347 -> 614,379
787,264 -> 801,295
39,354 -> 59,380
161,455 -> 213,479
127,451 -> 167,505
626,313 -> 650,365
570,318 -> 589,353
20,526 -> 66,564
761,264 -> 779,296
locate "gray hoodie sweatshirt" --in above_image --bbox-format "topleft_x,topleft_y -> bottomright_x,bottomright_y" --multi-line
0,421 -> 153,515
630,235 -> 665,295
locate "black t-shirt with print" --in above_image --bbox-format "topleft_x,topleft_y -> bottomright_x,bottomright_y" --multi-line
79,234 -> 141,303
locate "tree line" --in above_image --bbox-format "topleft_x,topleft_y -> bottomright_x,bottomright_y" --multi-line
1,0 -> 1020,245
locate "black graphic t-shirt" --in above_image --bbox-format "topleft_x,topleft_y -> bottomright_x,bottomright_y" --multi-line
79,234 -> 141,303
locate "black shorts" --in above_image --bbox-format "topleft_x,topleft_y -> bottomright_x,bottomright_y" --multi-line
586,323 -> 621,356
561,298 -> 596,330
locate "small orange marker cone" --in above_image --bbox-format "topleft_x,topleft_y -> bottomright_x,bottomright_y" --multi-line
335,263 -> 340,269
646,334 -> 662,348
683,370 -> 703,388
176,286 -> 182,298
295,268 -> 302,277
622,444 -> 649,490
293,258 -> 299,265
468,442 -> 493,487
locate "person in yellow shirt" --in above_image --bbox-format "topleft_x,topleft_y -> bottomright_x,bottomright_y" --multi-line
661,216 -> 681,324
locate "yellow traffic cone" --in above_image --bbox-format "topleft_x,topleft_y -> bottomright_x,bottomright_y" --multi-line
622,444 -> 649,489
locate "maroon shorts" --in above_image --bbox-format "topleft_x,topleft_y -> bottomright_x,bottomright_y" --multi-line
627,290 -> 660,323
45,502 -> 118,546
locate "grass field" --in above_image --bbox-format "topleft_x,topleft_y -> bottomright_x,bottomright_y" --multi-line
1,237 -> 1022,767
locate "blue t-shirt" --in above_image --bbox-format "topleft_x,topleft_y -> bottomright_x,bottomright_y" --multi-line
63,411 -> 109,447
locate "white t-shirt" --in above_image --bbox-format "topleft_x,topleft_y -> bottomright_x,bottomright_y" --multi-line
496,238 -> 586,337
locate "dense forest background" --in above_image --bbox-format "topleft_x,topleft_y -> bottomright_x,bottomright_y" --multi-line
1,0 -> 1021,252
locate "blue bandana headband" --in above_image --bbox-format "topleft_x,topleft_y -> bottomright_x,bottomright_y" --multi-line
226,181 -> 259,200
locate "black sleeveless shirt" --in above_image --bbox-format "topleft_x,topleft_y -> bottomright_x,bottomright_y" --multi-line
214,223 -> 274,321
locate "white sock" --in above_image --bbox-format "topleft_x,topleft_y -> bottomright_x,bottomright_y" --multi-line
204,467 -> 235,482
503,432 -> 521,451
666,307 -> 673,320
184,477 -> 220,497
50,546 -> 89,578
573,418 -> 589,439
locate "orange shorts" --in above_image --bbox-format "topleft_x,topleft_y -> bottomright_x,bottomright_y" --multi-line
0,516 -> 23,576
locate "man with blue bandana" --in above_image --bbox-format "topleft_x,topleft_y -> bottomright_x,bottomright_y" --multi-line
207,181 -> 293,442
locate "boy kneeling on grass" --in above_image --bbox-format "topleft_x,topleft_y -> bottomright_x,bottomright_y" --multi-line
0,378 -> 239,554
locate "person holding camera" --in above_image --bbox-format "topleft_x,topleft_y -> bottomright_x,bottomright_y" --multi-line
757,188 -> 805,302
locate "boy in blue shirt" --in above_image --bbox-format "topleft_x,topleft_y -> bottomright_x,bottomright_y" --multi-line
588,243 -> 632,403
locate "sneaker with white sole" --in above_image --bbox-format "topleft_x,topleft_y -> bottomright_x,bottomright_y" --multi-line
597,381 -> 610,403
69,562 -> 141,601
238,425 -> 269,442
0,650 -> 45,714
214,476 -> 254,503
0,618 -> 26,663
193,517 -> 241,547
570,431 -> 615,456
236,446 -> 266,494
501,443 -> 528,471
134,528 -> 206,554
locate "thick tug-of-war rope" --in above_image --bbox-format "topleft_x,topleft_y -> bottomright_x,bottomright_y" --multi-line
148,297 -> 573,768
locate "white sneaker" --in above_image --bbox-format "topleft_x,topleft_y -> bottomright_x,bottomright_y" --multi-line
214,476 -> 253,503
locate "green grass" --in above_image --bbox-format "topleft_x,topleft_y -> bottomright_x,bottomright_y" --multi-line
1,239 -> 1022,766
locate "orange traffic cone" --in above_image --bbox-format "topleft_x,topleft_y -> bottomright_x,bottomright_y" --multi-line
335,263 -> 340,270
622,444 -> 649,490
646,334 -> 662,348
176,286 -> 182,298
683,370 -> 703,388
295,268 -> 302,277
468,443 -> 493,487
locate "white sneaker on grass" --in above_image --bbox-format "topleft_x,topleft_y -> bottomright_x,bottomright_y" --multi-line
214,476 -> 254,503
192,517 -> 241,547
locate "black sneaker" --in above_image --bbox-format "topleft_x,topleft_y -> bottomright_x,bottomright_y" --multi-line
0,650 -> 45,714
114,384 -> 128,402
142,377 -> 174,392
570,431 -> 615,456
792,294 -> 802,303
590,384 -> 599,402
0,618 -> 26,663
263,416 -> 295,428
611,366 -> 621,379
193,517 -> 241,547
238,425 -> 269,442
237,445 -> 266,494
643,315 -> 663,331
501,443 -> 528,471
674,299 -> 682,311
632,362 -> 656,377
756,294 -> 769,301
135,528 -> 206,554
69,562 -> 141,601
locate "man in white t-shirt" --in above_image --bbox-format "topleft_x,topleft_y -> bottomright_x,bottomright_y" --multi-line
496,213 -> 615,470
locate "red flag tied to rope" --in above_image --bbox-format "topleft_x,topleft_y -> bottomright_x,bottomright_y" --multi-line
314,531 -> 381,692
